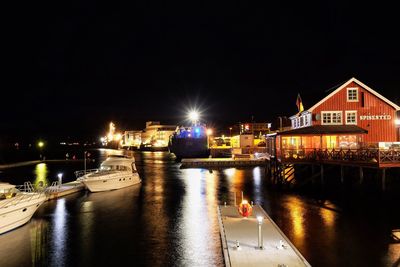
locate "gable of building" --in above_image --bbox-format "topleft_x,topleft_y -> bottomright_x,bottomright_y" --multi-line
307,78 -> 400,112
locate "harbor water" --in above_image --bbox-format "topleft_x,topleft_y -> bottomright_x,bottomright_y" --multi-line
0,149 -> 399,266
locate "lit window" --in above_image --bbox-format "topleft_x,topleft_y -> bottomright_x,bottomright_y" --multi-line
347,88 -> 358,102
322,111 -> 342,125
346,111 -> 357,125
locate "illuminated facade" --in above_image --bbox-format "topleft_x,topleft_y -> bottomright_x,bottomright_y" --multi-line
289,77 -> 400,143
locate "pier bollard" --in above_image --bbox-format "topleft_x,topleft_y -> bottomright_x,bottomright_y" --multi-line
256,216 -> 265,250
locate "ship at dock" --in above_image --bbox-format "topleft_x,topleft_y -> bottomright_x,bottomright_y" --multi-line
168,124 -> 210,160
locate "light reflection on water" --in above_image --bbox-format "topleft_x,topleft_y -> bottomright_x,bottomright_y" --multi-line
0,150 -> 399,267
50,198 -> 67,267
33,163 -> 49,187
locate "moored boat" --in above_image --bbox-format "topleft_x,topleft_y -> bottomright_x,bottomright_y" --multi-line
75,155 -> 141,192
0,182 -> 47,235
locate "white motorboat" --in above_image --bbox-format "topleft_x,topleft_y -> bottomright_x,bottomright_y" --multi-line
75,155 -> 141,192
0,182 -> 47,235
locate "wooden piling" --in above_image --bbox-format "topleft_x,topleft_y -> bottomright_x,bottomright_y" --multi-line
359,167 -> 364,184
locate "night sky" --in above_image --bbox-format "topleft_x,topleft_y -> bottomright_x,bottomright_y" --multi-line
3,2 -> 400,140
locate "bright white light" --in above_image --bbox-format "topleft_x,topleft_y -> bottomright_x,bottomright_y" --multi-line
189,111 -> 199,123
115,133 -> 122,141
57,173 -> 63,179
395,119 -> 400,125
257,216 -> 263,224
100,137 -> 105,142
206,129 -> 213,135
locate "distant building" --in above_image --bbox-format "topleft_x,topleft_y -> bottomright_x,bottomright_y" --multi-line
239,122 -> 271,136
122,131 -> 142,149
141,121 -> 177,149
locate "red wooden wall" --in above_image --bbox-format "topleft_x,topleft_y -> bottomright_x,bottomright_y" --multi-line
312,81 -> 397,142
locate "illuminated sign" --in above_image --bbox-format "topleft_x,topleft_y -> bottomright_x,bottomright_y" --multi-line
359,115 -> 391,120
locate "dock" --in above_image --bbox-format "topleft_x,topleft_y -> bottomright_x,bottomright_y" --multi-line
218,204 -> 311,267
46,181 -> 85,200
181,158 -> 266,168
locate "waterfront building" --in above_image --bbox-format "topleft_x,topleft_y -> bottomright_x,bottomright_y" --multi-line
288,77 -> 400,143
122,131 -> 142,149
239,122 -> 271,136
268,77 -> 400,165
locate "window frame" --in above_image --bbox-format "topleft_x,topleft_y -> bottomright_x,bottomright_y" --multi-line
347,87 -> 359,102
321,111 -> 343,125
345,110 -> 357,125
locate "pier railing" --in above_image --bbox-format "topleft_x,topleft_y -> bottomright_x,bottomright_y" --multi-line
278,147 -> 400,166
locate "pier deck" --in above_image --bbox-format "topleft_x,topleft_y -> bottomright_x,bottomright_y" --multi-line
218,205 -> 310,267
181,158 -> 266,168
46,181 -> 85,200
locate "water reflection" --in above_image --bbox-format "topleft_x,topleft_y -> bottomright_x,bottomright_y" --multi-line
284,196 -> 306,247
1,150 -> 399,267
50,198 -> 67,267
179,169 -> 221,266
30,220 -> 49,267
34,163 -> 49,187
252,167 -> 262,204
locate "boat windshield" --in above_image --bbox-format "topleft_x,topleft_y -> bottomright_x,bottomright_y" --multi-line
0,188 -> 18,200
100,165 -> 131,172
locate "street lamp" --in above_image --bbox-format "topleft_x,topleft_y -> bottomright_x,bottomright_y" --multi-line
229,127 -> 232,137
189,111 -> 199,125
37,141 -> 45,160
256,216 -> 264,250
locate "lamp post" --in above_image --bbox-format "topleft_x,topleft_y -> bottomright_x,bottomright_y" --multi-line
38,141 -> 44,160
256,216 -> 264,250
206,129 -> 213,148
84,151 -> 87,175
229,127 -> 232,137
57,173 -> 63,187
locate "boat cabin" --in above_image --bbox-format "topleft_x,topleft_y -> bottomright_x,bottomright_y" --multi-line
100,157 -> 137,172
0,183 -> 17,200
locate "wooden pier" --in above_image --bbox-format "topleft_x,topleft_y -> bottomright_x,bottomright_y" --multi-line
180,158 -> 266,168
218,204 -> 311,267
264,147 -> 400,191
46,181 -> 85,200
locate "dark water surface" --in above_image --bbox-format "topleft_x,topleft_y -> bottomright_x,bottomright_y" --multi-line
0,149 -> 399,266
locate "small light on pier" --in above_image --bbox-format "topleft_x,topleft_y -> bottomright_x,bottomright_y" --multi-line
256,216 -> 265,250
57,173 -> 63,187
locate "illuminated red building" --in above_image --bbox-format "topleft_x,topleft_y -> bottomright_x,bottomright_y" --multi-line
270,78 -> 400,163
289,77 -> 400,143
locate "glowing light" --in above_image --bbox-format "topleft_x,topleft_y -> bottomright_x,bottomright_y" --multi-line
38,141 -> 44,148
395,119 -> 400,125
57,173 -> 63,179
115,133 -> 122,141
206,129 -> 213,135
257,216 -> 263,224
100,137 -> 105,142
189,111 -> 199,123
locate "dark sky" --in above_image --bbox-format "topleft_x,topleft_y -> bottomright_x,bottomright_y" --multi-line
3,2 -> 400,140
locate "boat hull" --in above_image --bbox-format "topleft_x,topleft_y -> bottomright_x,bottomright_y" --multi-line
0,194 -> 46,235
168,137 -> 209,160
82,173 -> 141,192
